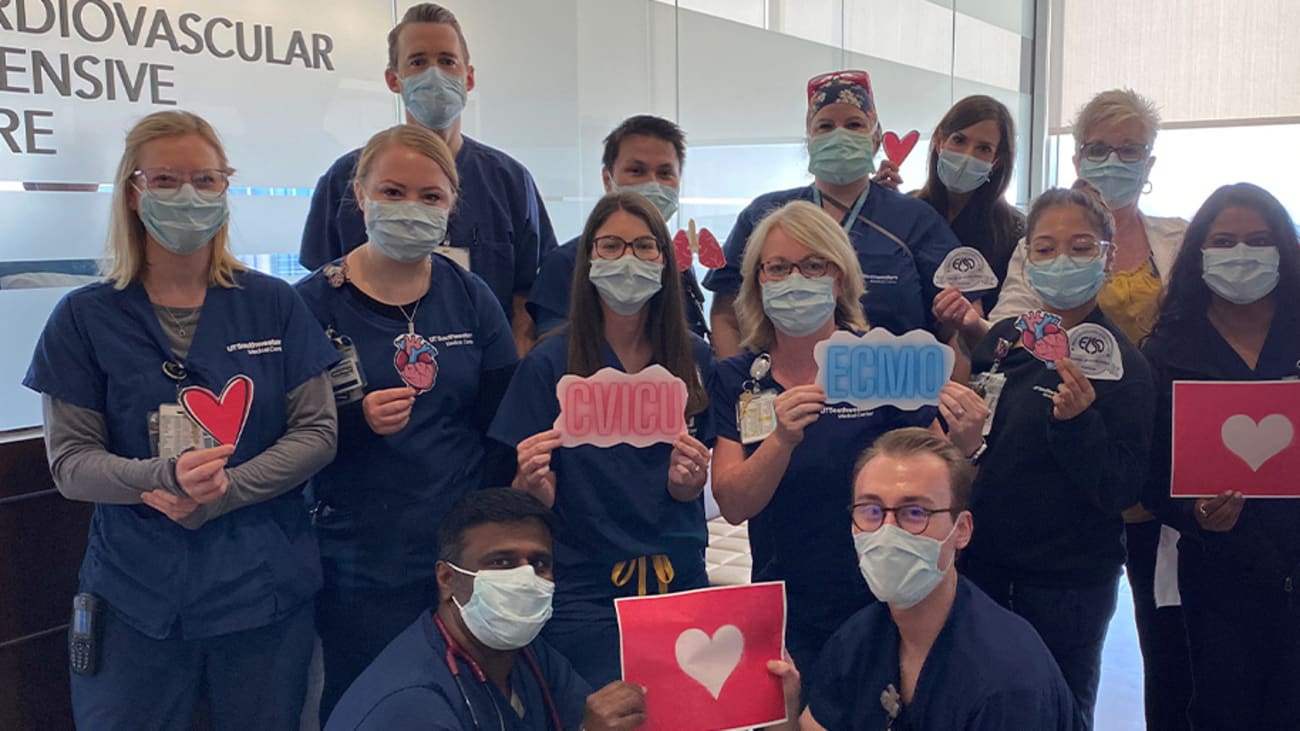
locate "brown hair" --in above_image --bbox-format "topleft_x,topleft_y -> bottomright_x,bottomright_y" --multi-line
103,110 -> 244,289
1026,179 -> 1115,243
567,192 -> 708,417
854,427 -> 974,512
387,3 -> 470,70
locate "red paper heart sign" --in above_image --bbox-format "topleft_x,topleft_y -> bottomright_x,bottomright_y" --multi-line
883,130 -> 920,165
179,375 -> 254,446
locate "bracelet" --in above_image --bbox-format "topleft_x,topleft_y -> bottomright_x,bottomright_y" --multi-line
965,440 -> 988,465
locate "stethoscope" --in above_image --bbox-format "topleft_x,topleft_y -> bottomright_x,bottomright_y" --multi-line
433,615 -> 564,731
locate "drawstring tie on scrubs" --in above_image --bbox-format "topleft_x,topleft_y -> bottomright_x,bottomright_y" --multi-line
611,555 -> 675,595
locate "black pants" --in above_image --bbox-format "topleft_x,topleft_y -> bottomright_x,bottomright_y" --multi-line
315,580 -> 433,723
1124,521 -> 1192,731
1180,550 -> 1300,730
965,569 -> 1118,730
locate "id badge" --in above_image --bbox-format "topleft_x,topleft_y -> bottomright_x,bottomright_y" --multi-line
436,246 -> 471,270
969,372 -> 1006,437
328,337 -> 367,406
737,389 -> 778,445
151,404 -> 216,459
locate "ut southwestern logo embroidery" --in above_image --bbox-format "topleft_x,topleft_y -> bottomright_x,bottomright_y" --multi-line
227,339 -> 283,355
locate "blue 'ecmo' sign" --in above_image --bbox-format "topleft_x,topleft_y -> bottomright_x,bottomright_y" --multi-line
814,329 -> 955,411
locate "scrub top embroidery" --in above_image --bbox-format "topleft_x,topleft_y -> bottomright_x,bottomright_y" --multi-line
702,183 -> 960,335
23,272 -> 339,639
709,348 -> 938,635
299,136 -> 558,319
296,255 -> 518,590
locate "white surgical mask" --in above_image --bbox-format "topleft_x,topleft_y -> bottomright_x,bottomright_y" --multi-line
614,181 -> 679,222
400,66 -> 467,131
854,523 -> 955,609
761,274 -> 836,337
364,199 -> 450,263
139,184 -> 229,256
450,563 -> 554,651
936,149 -> 993,194
588,256 -> 664,315
1202,243 -> 1281,305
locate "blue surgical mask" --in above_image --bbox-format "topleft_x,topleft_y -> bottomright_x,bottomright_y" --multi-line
854,524 -> 955,609
1078,154 -> 1146,209
139,184 -> 229,256
364,199 -> 450,262
1027,254 -> 1106,311
936,149 -> 993,194
400,66 -> 467,131
450,564 -> 554,651
1202,243 -> 1281,305
615,181 -> 679,222
761,273 -> 836,337
588,256 -> 664,315
808,128 -> 877,185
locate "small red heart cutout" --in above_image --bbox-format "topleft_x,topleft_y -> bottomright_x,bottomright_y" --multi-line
673,229 -> 693,272
883,130 -> 920,165
179,375 -> 254,446
697,228 -> 726,270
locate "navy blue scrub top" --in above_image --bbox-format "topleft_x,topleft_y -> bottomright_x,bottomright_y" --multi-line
527,236 -> 709,339
325,612 -> 590,731
708,348 -> 937,634
299,136 -> 558,319
809,576 -> 1083,731
701,183 -> 959,335
488,333 -> 714,599
24,272 -> 339,639
295,256 -> 518,590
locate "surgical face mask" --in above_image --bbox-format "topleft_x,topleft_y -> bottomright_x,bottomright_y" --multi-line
1202,243 -> 1281,305
1027,254 -> 1106,311
614,181 -> 679,222
936,149 -> 993,194
401,66 -> 467,131
450,564 -> 555,651
807,127 -> 877,185
138,185 -> 229,256
854,523 -> 955,609
1078,154 -> 1146,209
761,273 -> 836,337
588,255 -> 664,315
364,199 -> 450,263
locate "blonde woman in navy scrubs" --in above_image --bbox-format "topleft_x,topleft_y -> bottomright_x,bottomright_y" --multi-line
295,124 -> 518,721
490,191 -> 714,688
24,111 -> 339,730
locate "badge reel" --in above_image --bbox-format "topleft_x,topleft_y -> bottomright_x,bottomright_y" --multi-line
968,339 -> 1010,437
737,354 -> 778,445
149,361 -> 216,459
326,327 -> 368,406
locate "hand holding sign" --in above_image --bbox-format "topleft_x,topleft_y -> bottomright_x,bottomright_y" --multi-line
772,385 -> 826,447
514,429 -> 562,508
554,366 -> 688,448
667,434 -> 711,496
1051,359 -> 1096,421
931,287 -> 984,336
617,583 -> 787,731
815,330 -> 955,411
1194,491 -> 1246,532
175,444 -> 235,505
362,386 -> 417,435
583,681 -> 648,731
933,247 -> 999,292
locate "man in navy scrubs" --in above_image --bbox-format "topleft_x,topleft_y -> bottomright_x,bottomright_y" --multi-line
527,115 -> 708,339
327,488 -> 648,730
768,428 -> 1082,730
300,3 -> 556,353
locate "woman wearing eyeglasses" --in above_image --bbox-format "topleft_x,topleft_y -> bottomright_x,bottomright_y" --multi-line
293,124 -> 520,722
708,200 -> 987,689
947,89 -> 1194,731
24,111 -> 339,729
1141,183 -> 1300,731
704,69 -> 961,359
489,191 -> 714,688
957,182 -> 1155,729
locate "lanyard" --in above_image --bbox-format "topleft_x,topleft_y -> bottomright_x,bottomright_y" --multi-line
813,186 -> 869,236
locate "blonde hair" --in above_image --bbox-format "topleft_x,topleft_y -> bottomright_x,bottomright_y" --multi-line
387,3 -> 469,70
103,110 -> 244,290
736,200 -> 867,352
1071,89 -> 1161,149
352,124 -> 461,205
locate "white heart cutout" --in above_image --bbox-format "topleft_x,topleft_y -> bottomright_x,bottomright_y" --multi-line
1221,414 -> 1295,472
674,625 -> 744,700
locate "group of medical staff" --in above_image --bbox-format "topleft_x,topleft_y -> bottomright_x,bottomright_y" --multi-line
21,2 -> 1300,730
